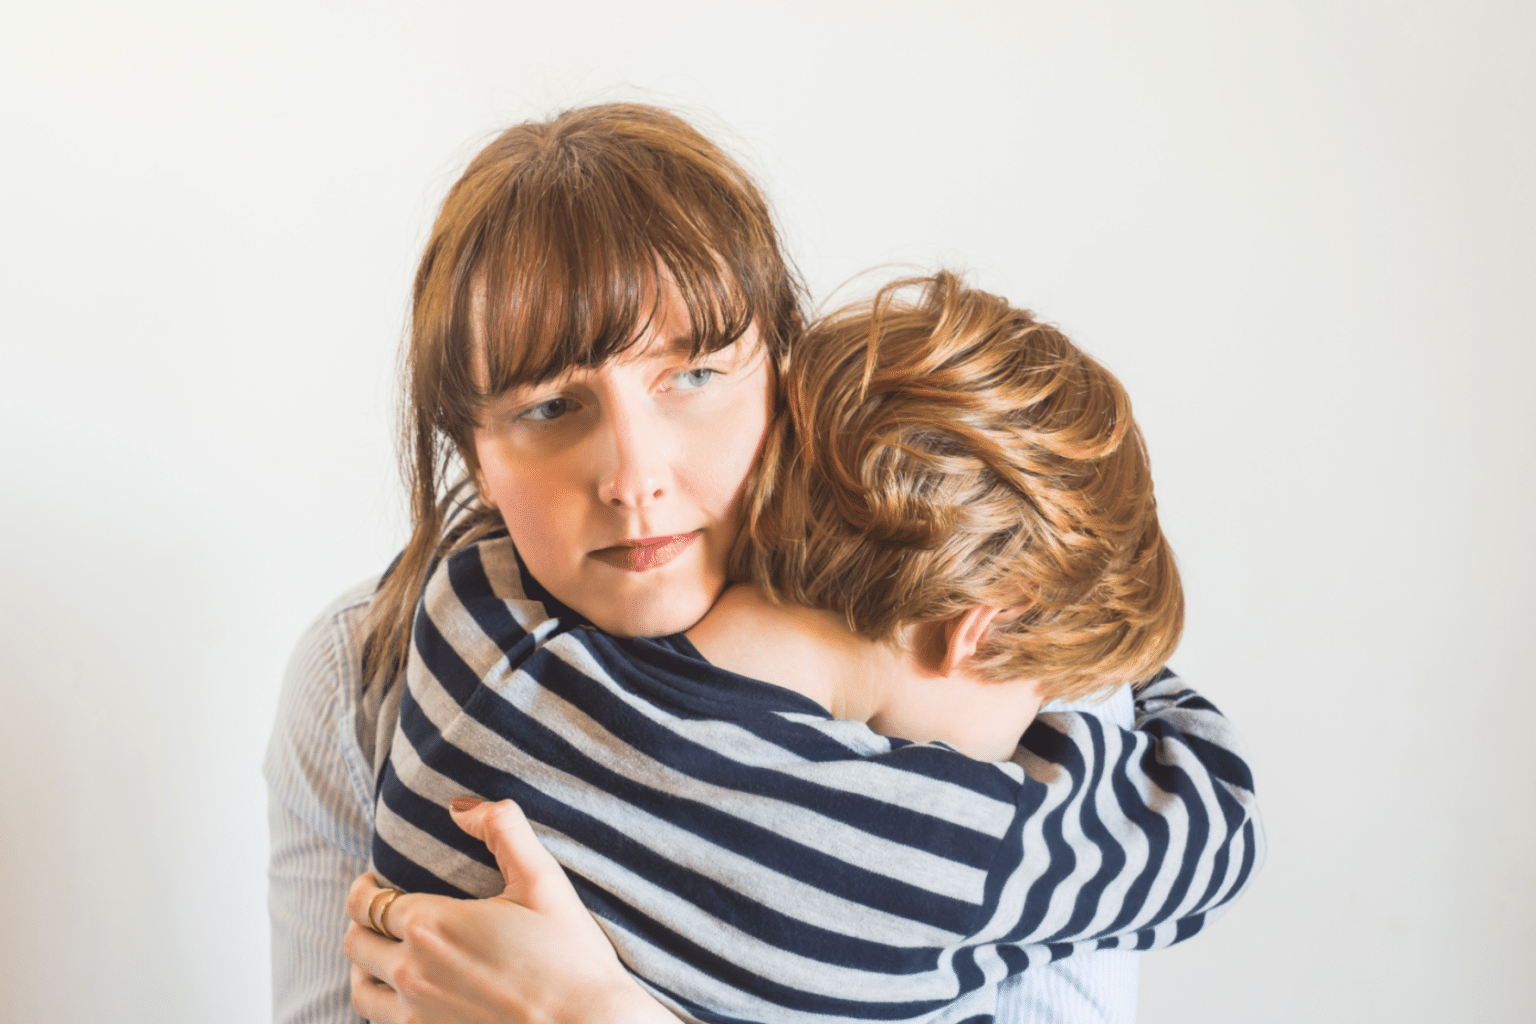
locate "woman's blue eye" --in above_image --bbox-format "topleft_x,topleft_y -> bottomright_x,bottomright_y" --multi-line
674,368 -> 717,390
519,397 -> 571,422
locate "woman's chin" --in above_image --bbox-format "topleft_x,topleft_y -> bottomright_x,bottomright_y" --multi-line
585,590 -> 717,639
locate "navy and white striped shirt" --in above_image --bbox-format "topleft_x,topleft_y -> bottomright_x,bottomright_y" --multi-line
269,584 -> 1144,1024
372,535 -> 1263,1023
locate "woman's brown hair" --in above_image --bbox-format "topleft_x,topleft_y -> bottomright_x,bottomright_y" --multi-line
364,103 -> 804,690
733,272 -> 1182,702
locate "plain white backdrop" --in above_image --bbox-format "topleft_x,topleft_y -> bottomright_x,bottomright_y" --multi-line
2,2 -> 1531,1021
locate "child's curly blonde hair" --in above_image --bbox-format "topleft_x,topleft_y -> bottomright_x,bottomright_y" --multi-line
732,271 -> 1182,703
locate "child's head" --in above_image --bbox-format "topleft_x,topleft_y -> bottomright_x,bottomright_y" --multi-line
369,103 -> 804,677
735,272 -> 1182,703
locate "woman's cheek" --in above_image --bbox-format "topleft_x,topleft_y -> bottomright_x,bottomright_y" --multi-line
708,367 -> 773,502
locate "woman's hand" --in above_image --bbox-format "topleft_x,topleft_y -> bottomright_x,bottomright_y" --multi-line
344,799 -> 680,1024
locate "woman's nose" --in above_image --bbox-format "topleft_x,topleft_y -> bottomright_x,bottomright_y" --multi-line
595,401 -> 669,510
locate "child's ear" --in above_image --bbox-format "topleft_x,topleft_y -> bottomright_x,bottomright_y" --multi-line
939,606 -> 1007,676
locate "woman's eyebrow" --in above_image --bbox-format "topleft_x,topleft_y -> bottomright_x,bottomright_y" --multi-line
660,332 -> 707,355
638,332 -> 725,362
503,331 -> 739,398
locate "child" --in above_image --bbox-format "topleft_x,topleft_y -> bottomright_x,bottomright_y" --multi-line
372,273 -> 1261,1023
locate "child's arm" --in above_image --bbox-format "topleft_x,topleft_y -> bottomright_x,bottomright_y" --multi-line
423,531 -> 1264,956
967,670 -> 1263,960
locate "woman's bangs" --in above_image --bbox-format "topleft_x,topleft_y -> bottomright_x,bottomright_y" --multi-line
663,250 -> 761,357
469,247 -> 649,397
467,180 -> 763,399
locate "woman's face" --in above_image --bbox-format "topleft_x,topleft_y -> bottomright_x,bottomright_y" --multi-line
472,283 -> 773,638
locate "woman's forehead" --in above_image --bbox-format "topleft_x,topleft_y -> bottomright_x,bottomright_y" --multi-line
469,272 -> 758,391
497,326 -> 764,403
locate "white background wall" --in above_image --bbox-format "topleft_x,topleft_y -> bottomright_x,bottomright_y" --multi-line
2,2 -> 1531,1021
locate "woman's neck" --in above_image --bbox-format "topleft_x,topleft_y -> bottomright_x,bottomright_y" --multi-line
685,584 -> 1043,762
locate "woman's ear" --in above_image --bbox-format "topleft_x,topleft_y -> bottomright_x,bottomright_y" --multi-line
939,606 -> 1007,676
466,457 -> 497,511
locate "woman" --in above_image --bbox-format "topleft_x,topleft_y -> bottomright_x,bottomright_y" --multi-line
268,103 -> 1251,1024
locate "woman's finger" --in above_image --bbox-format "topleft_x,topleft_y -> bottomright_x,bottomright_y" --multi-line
342,921 -> 405,985
347,870 -> 418,940
449,797 -> 566,908
346,871 -> 385,930
349,962 -> 403,1024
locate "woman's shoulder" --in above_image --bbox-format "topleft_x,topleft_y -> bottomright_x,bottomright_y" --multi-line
285,576 -> 381,707
266,574 -> 388,835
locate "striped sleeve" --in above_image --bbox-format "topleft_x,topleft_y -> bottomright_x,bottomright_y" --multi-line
973,673 -> 1264,953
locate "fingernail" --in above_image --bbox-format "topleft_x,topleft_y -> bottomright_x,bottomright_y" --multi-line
449,797 -> 483,812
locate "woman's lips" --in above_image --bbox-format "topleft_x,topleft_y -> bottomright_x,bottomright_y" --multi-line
589,533 -> 701,573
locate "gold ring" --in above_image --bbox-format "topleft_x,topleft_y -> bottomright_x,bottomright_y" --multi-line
368,887 -> 405,940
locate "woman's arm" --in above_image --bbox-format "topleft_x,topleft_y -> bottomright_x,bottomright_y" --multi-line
266,580 -> 380,1024
344,801 -> 681,1024
270,578 -> 683,1024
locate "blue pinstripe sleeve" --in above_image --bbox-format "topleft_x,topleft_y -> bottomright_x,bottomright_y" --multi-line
265,580 -> 379,1024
